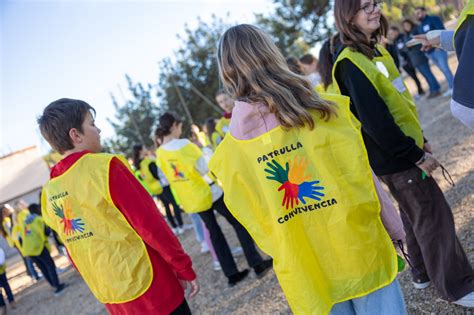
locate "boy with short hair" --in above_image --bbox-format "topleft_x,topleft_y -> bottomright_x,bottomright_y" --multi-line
38,98 -> 198,314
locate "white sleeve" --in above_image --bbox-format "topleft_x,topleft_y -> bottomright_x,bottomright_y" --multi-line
0,248 -> 5,265
195,157 -> 209,176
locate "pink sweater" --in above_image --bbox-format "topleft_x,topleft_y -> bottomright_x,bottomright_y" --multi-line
229,100 -> 405,241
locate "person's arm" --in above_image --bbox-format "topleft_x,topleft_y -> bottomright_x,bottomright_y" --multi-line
335,59 -> 425,163
451,16 -> 474,128
109,157 -> 196,281
148,162 -> 160,180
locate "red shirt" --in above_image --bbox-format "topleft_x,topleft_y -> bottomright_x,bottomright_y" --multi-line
50,151 -> 196,315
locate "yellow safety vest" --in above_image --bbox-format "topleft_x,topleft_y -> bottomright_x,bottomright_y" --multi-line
332,45 -> 424,148
134,169 -> 153,195
216,117 -> 230,138
2,217 -> 14,247
209,132 -> 222,150
156,142 -> 212,213
13,214 -> 50,257
138,158 -> 163,195
0,264 -> 5,275
455,0 -> 474,38
209,94 -> 397,314
41,153 -> 153,304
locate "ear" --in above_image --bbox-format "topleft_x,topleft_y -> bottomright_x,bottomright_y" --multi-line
69,128 -> 83,145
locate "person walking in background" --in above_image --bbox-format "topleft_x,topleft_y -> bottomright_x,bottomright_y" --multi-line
386,25 -> 425,98
133,144 -> 185,235
155,112 -> 273,287
415,6 -> 454,96
0,247 -> 15,314
402,19 -> 441,98
332,0 -> 473,307
299,53 -> 322,88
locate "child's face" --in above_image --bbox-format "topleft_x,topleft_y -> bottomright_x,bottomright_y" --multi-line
216,93 -> 234,112
77,112 -> 102,153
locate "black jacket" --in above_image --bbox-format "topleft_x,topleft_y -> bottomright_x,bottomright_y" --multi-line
333,43 -> 425,176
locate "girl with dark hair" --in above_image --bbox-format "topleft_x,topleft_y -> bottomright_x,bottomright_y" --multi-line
332,0 -> 473,308
203,118 -> 222,149
155,112 -> 272,287
133,143 -> 184,234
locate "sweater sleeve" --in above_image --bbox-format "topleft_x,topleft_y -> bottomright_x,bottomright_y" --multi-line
335,59 -> 425,163
148,162 -> 160,180
109,157 -> 196,281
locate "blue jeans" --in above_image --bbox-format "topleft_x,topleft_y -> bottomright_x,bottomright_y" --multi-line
330,280 -> 407,315
417,62 -> 441,92
427,49 -> 454,89
190,213 -> 205,243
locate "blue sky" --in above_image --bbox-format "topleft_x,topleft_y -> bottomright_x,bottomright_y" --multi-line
1,0 -> 271,155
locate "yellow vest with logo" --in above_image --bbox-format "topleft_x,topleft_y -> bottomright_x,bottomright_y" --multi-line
41,153 -> 153,304
209,94 -> 397,314
156,142 -> 212,213
216,117 -> 230,138
14,214 -> 50,257
332,45 -> 424,148
139,158 -> 163,195
455,0 -> 474,38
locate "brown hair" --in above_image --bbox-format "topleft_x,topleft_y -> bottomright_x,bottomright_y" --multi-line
286,56 -> 304,75
155,112 -> 182,141
334,0 -> 388,59
217,24 -> 335,130
38,98 -> 96,154
299,54 -> 317,65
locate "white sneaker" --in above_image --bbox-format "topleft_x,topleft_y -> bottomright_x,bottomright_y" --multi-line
213,260 -> 221,271
200,242 -> 209,253
453,292 -> 474,307
412,280 -> 430,289
171,228 -> 178,235
183,224 -> 194,231
177,227 -> 184,235
231,246 -> 244,257
443,89 -> 453,97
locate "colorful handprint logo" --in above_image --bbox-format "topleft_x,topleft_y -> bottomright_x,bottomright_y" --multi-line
264,156 -> 325,210
52,200 -> 85,236
171,162 -> 185,179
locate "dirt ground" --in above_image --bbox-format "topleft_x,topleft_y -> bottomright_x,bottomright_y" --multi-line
3,55 -> 473,315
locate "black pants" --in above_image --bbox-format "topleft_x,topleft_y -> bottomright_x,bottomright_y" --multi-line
30,248 -> 60,289
0,273 -> 14,306
380,167 -> 473,301
402,63 -> 424,95
199,196 -> 263,278
159,186 -> 183,228
170,299 -> 191,315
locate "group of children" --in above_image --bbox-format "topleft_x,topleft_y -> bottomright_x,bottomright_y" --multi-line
0,200 -> 67,314
4,0 -> 469,314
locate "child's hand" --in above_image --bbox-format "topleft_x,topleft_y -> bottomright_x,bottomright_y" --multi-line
179,279 -> 200,299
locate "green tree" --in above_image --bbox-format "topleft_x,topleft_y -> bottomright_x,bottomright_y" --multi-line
255,0 -> 334,56
103,75 -> 162,155
157,15 -> 226,133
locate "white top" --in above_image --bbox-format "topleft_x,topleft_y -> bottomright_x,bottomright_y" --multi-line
307,72 -> 321,88
161,139 -> 223,202
0,248 -> 5,266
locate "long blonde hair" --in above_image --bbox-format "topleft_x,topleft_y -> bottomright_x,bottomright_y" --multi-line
217,24 -> 335,129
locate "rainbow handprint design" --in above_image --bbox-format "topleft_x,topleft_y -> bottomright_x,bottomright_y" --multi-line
52,201 -> 85,235
171,163 -> 185,179
264,156 -> 325,209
